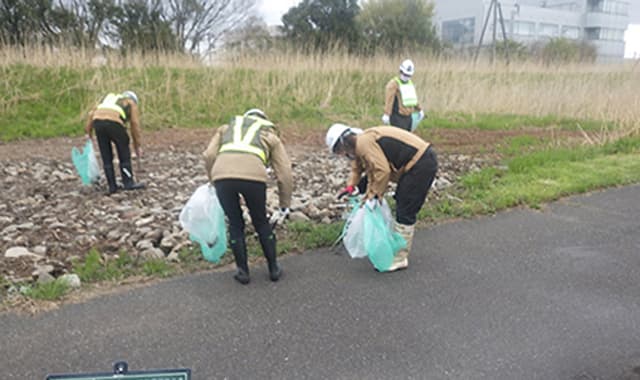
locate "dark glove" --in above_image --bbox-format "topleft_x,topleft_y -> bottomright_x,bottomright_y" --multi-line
337,185 -> 356,199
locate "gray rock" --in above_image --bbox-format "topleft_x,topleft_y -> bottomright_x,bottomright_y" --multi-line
32,245 -> 48,255
289,211 -> 310,222
36,272 -> 55,284
59,274 -> 81,288
5,246 -> 41,259
16,222 -> 35,230
135,239 -> 154,250
32,264 -> 55,281
135,216 -> 154,227
1,225 -> 18,234
139,248 -> 165,259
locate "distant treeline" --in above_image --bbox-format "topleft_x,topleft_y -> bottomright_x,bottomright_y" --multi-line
0,0 -> 595,63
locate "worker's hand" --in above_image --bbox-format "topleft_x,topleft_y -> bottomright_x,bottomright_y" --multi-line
270,208 -> 290,227
381,114 -> 390,125
419,110 -> 425,121
135,146 -> 143,158
84,134 -> 91,141
337,185 -> 357,199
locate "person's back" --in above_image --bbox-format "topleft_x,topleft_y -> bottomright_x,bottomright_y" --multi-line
203,109 -> 292,284
85,91 -> 144,194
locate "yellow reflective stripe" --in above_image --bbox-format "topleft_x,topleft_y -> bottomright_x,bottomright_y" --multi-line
96,93 -> 126,119
219,143 -> 266,162
233,116 -> 244,144
219,116 -> 269,163
242,120 -> 264,145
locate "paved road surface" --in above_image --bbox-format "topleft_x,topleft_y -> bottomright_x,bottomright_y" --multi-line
1,185 -> 639,379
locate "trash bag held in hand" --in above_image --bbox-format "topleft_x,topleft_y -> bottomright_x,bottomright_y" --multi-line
342,196 -> 368,258
363,202 -> 406,272
179,184 -> 228,263
342,197 -> 405,269
410,111 -> 421,132
71,139 -> 101,185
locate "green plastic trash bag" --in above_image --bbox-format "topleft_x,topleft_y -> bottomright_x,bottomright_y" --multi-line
179,184 -> 228,263
71,139 -> 101,185
363,201 -> 406,272
411,111 -> 421,132
342,197 -> 406,270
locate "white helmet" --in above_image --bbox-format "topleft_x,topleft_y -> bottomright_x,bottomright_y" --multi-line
122,90 -> 138,104
399,59 -> 415,77
326,123 -> 363,153
244,108 -> 267,119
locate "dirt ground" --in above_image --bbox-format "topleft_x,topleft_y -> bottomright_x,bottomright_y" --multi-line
0,126 -> 583,305
0,125 -> 580,160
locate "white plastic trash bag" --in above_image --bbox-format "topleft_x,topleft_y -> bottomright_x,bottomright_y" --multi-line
342,199 -> 368,258
71,139 -> 101,185
342,197 -> 395,259
179,184 -> 228,263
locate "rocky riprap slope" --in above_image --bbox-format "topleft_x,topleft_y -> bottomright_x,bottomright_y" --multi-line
1,146 -> 485,288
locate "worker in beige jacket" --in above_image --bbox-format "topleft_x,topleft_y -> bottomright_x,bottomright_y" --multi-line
203,109 -> 293,285
327,124 -> 438,272
382,59 -> 424,132
85,91 -> 144,194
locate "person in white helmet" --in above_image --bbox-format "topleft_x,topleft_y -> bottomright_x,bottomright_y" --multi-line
85,90 -> 144,194
203,108 -> 293,284
326,123 -> 438,272
382,59 -> 424,132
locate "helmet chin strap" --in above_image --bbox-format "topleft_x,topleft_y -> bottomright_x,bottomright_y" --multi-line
399,73 -> 411,82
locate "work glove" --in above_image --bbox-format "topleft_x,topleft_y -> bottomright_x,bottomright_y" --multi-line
269,208 -> 290,227
418,110 -> 425,121
337,185 -> 358,199
381,114 -> 390,125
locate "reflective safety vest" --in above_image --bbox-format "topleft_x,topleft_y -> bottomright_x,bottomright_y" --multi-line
96,93 -> 127,120
219,116 -> 274,164
395,77 -> 418,108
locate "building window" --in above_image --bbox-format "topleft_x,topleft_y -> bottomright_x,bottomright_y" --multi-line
600,28 -> 625,40
561,26 -> 580,39
513,21 -> 536,36
539,23 -> 559,38
584,27 -> 625,41
442,18 -> 475,44
587,0 -> 629,16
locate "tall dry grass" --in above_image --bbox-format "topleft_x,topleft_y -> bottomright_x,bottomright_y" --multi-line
1,45 -> 638,139
228,50 -> 640,132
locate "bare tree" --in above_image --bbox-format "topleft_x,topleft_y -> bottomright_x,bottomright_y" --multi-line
166,0 -> 258,53
53,0 -> 118,47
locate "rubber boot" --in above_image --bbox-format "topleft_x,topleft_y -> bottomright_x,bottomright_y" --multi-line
120,161 -> 145,191
259,233 -> 281,282
388,223 -> 414,272
230,238 -> 250,284
104,164 -> 118,195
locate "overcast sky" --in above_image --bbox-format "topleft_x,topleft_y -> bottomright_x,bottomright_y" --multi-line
258,0 -> 640,58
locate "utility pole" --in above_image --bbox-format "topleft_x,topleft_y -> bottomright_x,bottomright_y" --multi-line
474,0 -> 510,64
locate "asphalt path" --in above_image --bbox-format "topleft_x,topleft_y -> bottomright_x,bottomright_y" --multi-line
1,184 -> 639,380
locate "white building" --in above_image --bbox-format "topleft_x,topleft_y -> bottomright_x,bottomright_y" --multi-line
433,0 -> 631,62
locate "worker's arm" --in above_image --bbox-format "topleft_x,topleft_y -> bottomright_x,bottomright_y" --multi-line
202,125 -> 224,182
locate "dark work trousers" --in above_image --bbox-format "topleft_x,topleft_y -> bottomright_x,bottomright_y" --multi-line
395,146 -> 438,225
214,179 -> 276,273
390,97 -> 412,131
93,119 -> 133,189
390,113 -> 412,131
